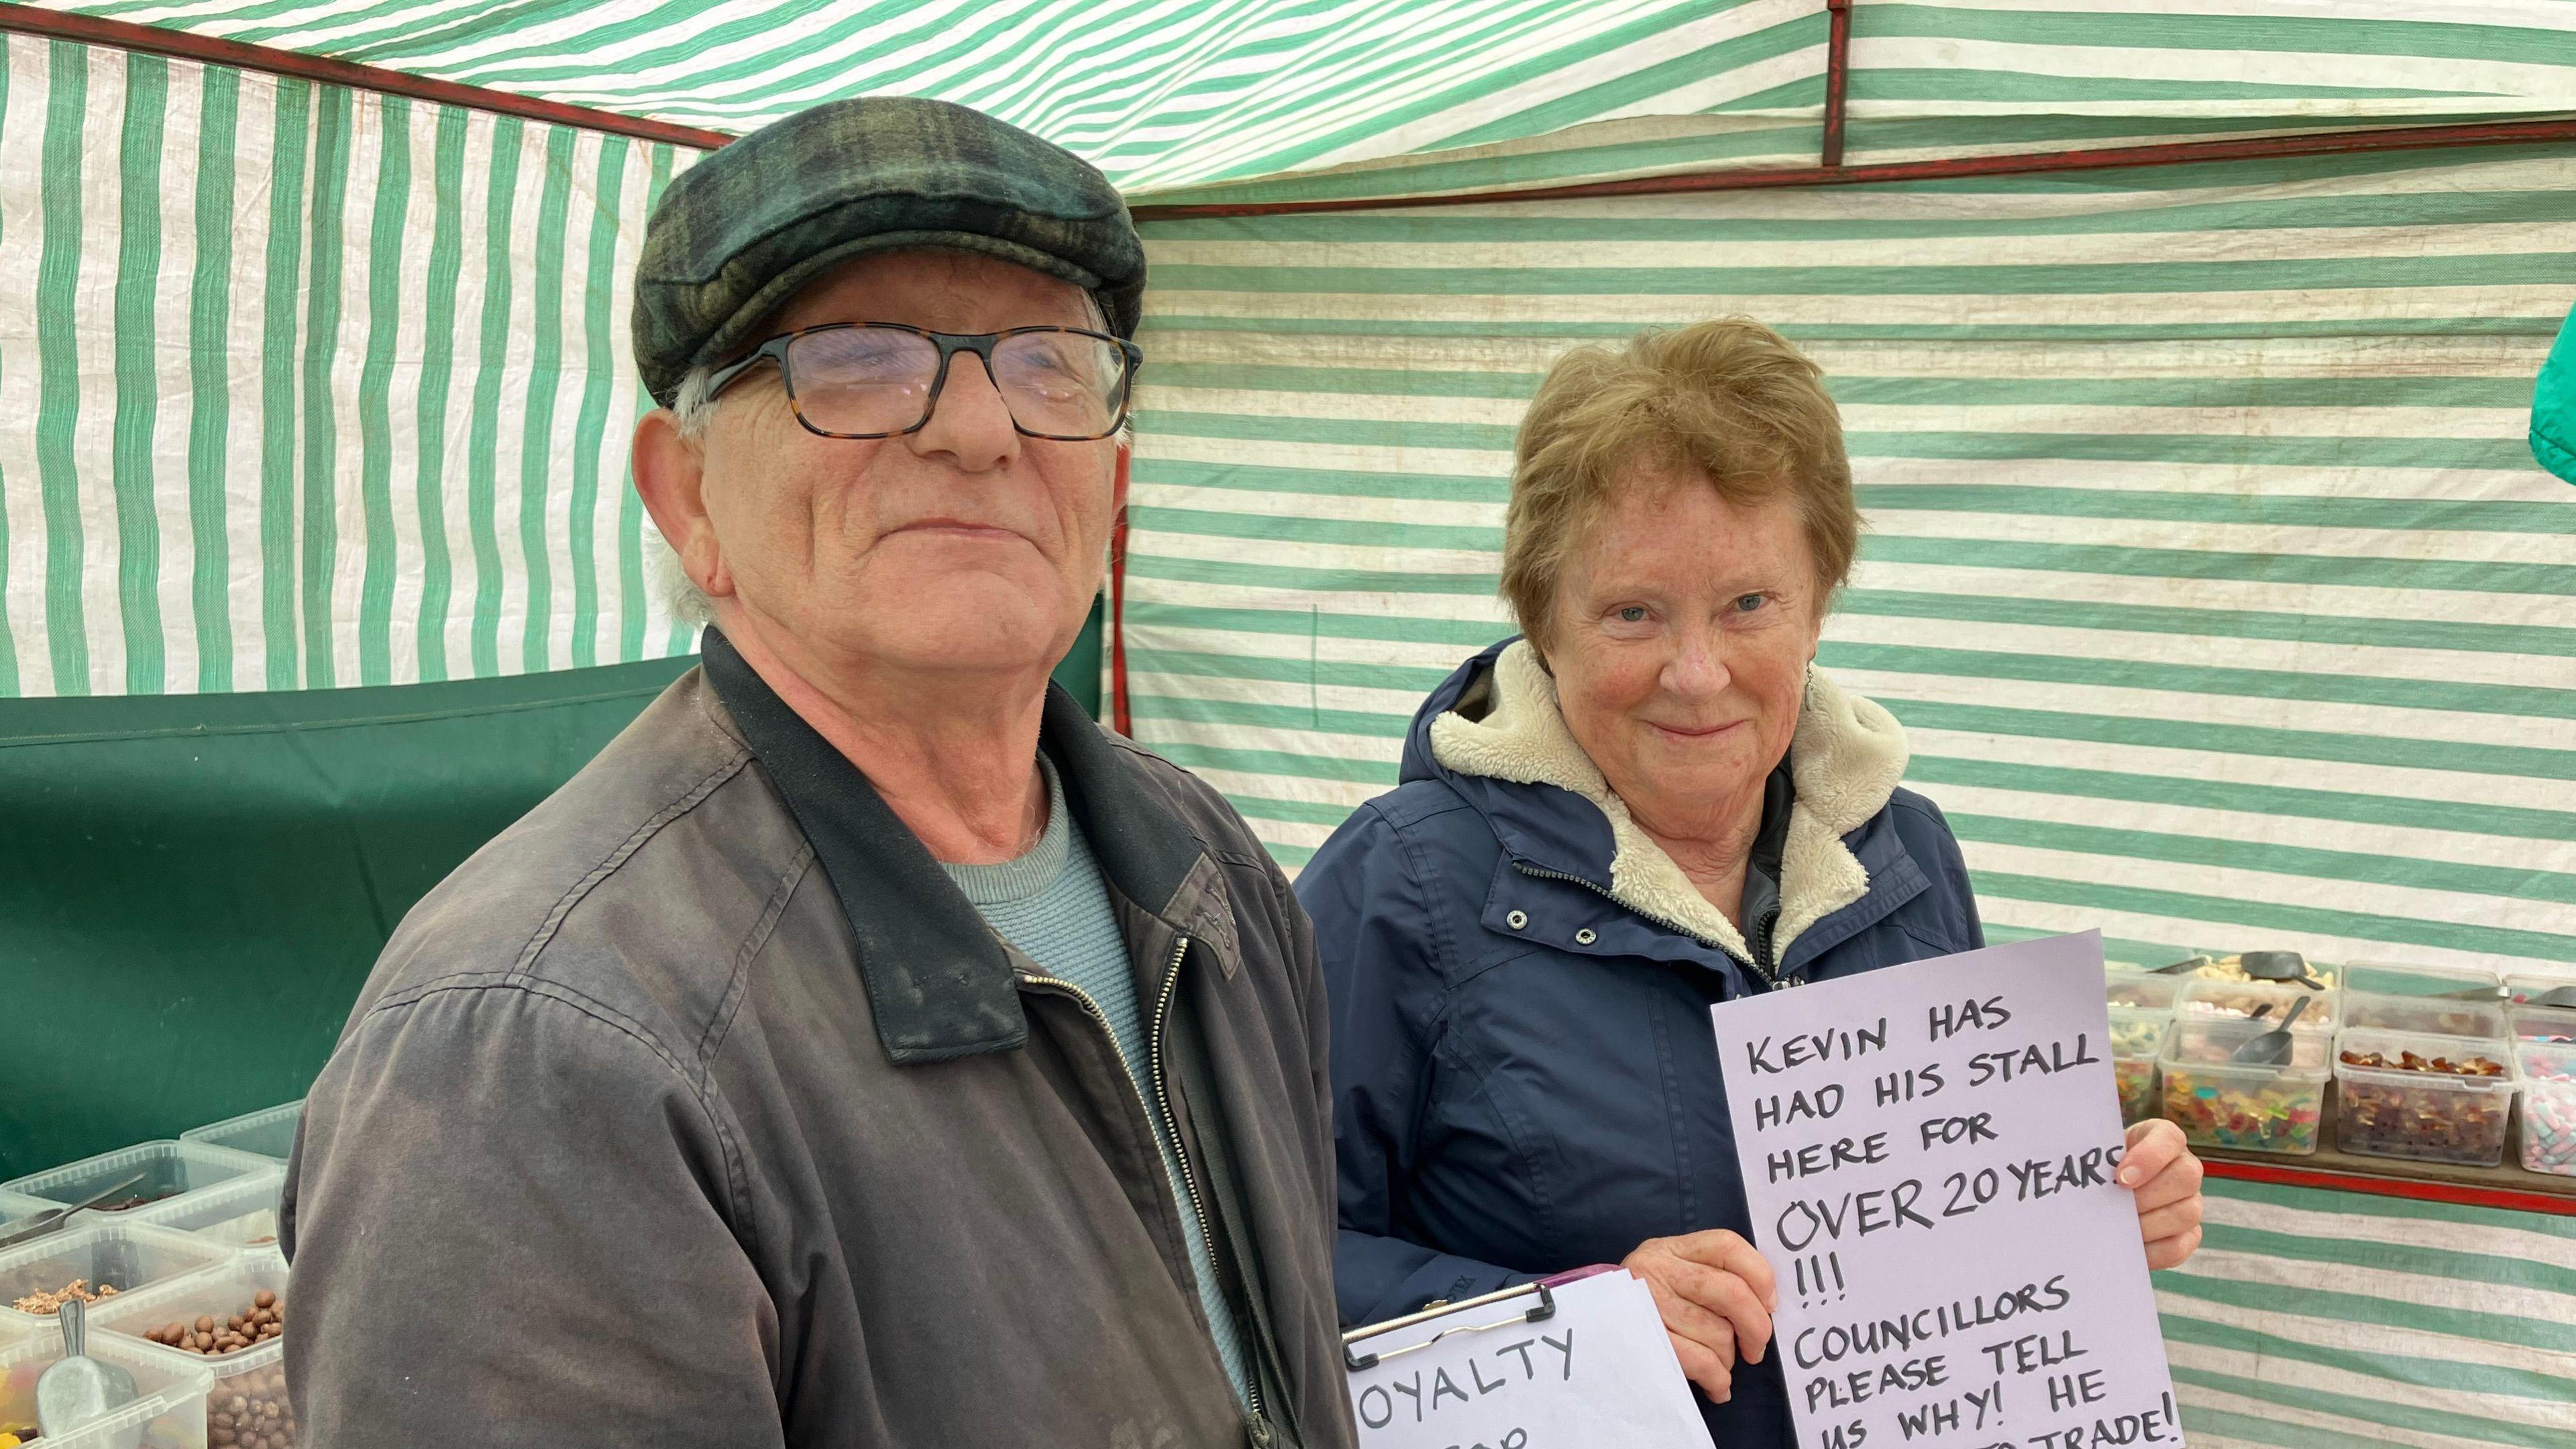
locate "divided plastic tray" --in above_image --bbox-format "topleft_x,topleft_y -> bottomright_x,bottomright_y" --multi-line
2157,1016 -> 2330,1156
2,1141 -> 276,1222
2332,1028 -> 2520,1168
179,1104 -> 303,1165
91,1249 -> 295,1449
126,1173 -> 286,1252
0,1326 -> 212,1449
0,1220 -> 235,1330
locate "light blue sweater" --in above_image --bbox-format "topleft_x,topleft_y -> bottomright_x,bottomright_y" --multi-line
938,756 -> 1250,1405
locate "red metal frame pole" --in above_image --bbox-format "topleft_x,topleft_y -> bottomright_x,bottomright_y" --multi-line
0,1 -> 731,150
1130,113 -> 2576,220
1821,0 -> 1853,169
1109,509 -> 1133,737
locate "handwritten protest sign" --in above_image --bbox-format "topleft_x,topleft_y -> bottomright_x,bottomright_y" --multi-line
1344,1270 -> 1709,1449
1709,931 -> 2180,1449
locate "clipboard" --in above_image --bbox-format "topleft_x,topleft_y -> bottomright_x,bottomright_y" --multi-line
1339,1265 -> 1617,1372
1337,1265 -> 1711,1448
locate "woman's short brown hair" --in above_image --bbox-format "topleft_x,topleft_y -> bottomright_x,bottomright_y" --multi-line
1499,317 -> 1858,649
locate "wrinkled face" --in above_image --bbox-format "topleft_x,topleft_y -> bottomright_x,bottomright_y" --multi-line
666,249 -> 1125,681
1545,463 -> 1825,833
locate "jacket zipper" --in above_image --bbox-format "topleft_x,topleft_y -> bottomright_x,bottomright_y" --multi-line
1512,862 -> 1784,989
1026,937 -> 1269,1428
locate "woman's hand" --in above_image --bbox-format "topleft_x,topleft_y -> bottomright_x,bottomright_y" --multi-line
2121,1118 -> 2206,1269
1620,1228 -> 1778,1403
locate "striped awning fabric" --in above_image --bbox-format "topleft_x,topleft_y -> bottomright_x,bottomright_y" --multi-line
1118,141 -> 2576,983
0,34 -> 702,696
25,0 -> 2576,199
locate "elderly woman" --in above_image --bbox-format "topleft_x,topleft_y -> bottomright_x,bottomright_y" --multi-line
1299,319 -> 2204,1444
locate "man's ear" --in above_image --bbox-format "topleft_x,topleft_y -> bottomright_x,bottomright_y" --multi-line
633,409 -> 733,601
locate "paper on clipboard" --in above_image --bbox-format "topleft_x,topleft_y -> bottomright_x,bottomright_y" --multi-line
1343,1269 -> 1709,1449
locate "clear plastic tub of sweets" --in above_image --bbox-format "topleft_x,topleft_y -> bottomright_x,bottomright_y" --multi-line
126,1173 -> 286,1252
2104,967 -> 2181,1012
2510,1003 -> 2576,1045
2158,1018 -> 2329,1155
0,1190 -> 46,1234
0,1220 -> 234,1330
2177,977 -> 2339,1034
2341,961 -> 2502,1002
2342,989 -> 2506,1041
2332,1028 -> 2519,1167
2516,1040 -> 2576,1178
2,1142 -> 276,1219
0,1326 -> 212,1449
178,1104 -> 303,1165
2108,1006 -> 2169,1125
91,1248 -> 294,1449
2504,975 -> 2576,1009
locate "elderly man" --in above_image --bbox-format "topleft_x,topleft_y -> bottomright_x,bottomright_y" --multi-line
281,98 -> 1352,1449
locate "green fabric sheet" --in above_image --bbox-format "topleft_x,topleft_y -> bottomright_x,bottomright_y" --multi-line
1,610 -> 1102,1177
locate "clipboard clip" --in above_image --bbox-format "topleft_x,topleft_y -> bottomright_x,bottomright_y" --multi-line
1342,1280 -> 1558,1373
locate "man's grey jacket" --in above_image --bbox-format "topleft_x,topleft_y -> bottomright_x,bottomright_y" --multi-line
281,632 -> 1357,1449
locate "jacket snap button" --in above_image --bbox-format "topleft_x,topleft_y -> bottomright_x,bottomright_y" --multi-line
1575,928 -> 1597,945
1505,910 -> 1528,930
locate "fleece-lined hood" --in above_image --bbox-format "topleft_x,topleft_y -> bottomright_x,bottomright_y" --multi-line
1401,637 -> 1909,968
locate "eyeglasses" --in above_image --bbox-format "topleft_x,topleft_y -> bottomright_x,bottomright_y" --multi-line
703,323 -> 1143,441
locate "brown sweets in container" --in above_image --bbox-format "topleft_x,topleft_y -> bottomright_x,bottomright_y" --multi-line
209,1361 -> 297,1449
142,1289 -> 284,1356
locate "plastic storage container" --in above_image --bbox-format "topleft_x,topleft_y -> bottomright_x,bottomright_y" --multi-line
2343,989 -> 2506,1040
2504,974 -> 2576,1009
2157,1017 -> 2330,1155
91,1248 -> 294,1449
2177,977 -> 2339,1034
2341,961 -> 2502,1002
179,1103 -> 303,1165
127,1173 -> 285,1250
2510,1003 -> 2576,1045
2,1142 -> 275,1219
2517,1040 -> 2576,1178
0,1191 -> 47,1234
2108,1006 -> 2169,1124
2332,1029 -> 2518,1167
2104,967 -> 2181,1012
0,1221 -> 234,1330
0,1325 -> 212,1449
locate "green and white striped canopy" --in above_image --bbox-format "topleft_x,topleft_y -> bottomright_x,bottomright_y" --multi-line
28,0 -> 2576,198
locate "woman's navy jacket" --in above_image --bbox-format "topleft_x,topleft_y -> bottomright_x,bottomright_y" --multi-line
1298,639 -> 1986,1445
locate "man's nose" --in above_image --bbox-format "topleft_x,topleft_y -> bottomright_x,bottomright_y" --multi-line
908,352 -> 1020,470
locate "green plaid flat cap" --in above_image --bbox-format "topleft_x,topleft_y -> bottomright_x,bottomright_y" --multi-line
633,96 -> 1144,408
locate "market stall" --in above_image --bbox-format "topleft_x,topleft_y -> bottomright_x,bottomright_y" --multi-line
1,3 -> 2573,1445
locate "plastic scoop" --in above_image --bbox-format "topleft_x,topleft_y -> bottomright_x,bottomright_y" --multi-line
2231,996 -> 2313,1065
0,1173 -> 148,1250
35,1297 -> 140,1439
2238,951 -> 2326,989
2151,955 -> 2212,976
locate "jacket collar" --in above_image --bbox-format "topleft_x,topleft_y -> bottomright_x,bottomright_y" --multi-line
700,628 -> 1208,1065
1427,638 -> 1911,965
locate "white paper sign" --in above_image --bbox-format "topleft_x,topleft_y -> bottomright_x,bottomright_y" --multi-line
1345,1269 -> 1709,1449
1709,932 -> 2182,1449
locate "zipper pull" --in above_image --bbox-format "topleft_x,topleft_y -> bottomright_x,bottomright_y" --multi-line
1244,1409 -> 1277,1448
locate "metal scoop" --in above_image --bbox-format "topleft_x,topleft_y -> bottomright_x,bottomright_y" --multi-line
0,1173 -> 148,1250
2231,995 -> 2312,1065
36,1297 -> 140,1439
2530,985 -> 2576,1010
